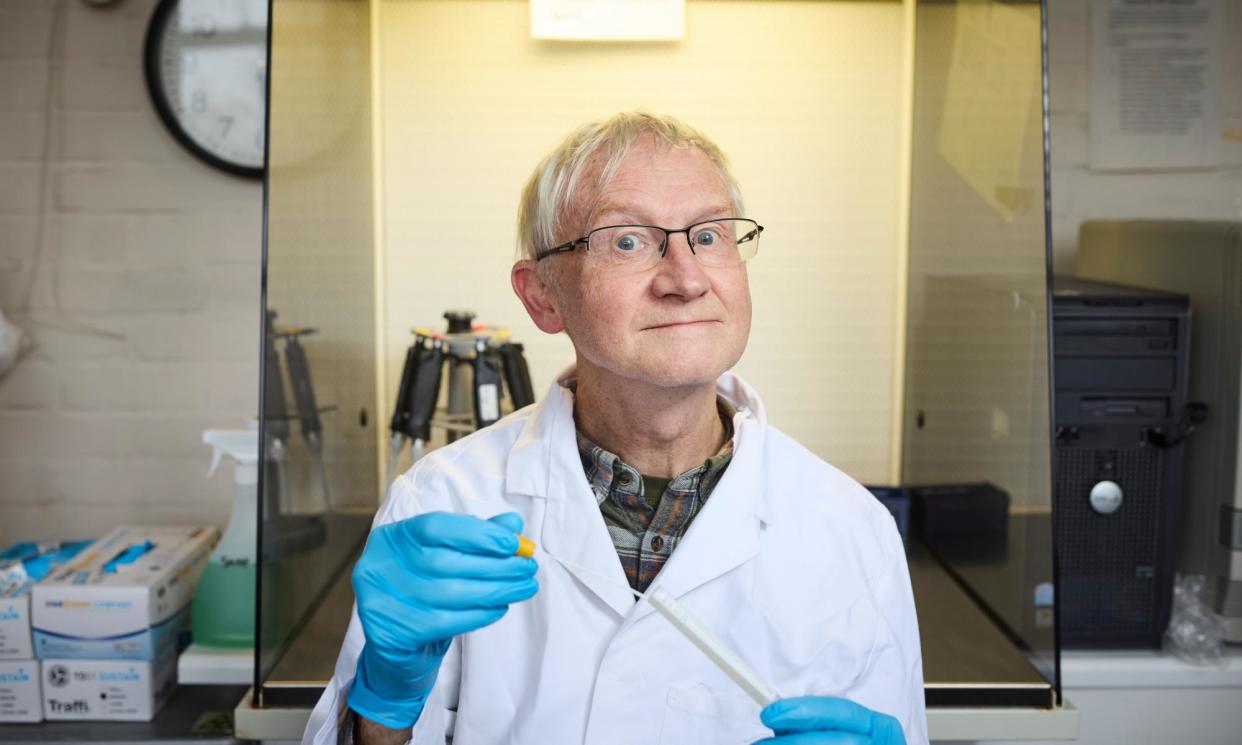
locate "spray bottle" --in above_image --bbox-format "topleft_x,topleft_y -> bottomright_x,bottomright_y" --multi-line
192,430 -> 259,648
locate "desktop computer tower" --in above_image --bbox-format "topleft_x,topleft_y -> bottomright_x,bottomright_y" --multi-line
1076,220 -> 1242,642
1052,276 -> 1191,647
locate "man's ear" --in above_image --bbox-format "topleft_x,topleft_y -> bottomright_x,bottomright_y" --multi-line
512,260 -> 566,334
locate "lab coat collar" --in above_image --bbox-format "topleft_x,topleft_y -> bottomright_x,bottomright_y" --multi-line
505,366 -> 771,617
504,366 -> 769,502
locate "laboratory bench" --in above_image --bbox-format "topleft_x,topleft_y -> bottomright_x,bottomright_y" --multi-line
233,541 -> 1080,742
0,539 -> 1081,743
14,561 -> 1242,744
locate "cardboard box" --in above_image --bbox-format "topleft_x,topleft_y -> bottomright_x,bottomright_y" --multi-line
864,486 -> 912,546
1,541 -> 94,660
0,543 -> 38,660
40,650 -> 176,722
0,595 -> 33,661
32,526 -> 217,661
0,660 -> 42,723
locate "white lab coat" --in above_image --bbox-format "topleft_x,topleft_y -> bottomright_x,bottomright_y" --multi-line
304,371 -> 929,745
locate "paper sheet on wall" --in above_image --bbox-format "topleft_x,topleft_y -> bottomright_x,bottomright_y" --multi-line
1089,0 -> 1221,171
530,0 -> 683,41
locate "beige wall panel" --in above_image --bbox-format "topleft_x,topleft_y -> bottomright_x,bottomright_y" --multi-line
267,0 -> 377,509
904,1 -> 1052,511
380,0 -> 903,482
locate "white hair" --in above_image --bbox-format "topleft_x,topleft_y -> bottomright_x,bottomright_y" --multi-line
516,112 -> 745,267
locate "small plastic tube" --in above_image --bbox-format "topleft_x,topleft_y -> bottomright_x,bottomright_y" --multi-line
646,586 -> 780,708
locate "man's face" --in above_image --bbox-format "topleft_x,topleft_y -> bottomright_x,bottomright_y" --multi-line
548,139 -> 753,389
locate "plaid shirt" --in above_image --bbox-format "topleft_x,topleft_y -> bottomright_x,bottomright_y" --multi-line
575,398 -> 735,594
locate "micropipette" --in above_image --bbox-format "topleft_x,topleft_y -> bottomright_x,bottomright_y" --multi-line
524,542 -> 781,708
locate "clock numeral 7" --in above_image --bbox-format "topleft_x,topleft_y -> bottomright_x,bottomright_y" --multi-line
192,90 -> 208,114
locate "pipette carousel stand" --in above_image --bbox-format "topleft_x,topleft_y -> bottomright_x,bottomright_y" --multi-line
388,310 -> 535,480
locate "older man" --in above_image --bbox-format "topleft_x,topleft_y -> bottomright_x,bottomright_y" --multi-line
304,112 -> 927,745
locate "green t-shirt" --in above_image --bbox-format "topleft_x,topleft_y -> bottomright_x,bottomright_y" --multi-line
641,474 -> 672,512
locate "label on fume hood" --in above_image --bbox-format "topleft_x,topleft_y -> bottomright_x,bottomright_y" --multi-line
530,0 -> 684,41
478,384 -> 500,422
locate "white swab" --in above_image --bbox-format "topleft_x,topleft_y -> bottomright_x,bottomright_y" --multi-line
537,548 -> 780,707
645,586 -> 780,707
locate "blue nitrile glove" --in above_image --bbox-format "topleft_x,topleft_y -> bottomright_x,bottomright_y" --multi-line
754,696 -> 907,745
347,511 -> 538,729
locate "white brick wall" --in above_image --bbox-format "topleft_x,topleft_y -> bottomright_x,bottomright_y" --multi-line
1048,0 -> 1242,270
0,0 -> 262,545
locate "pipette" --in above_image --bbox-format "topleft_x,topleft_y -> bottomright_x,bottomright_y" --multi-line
519,539 -> 780,708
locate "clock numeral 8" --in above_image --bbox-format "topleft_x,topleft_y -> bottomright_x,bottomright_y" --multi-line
145,0 -> 265,178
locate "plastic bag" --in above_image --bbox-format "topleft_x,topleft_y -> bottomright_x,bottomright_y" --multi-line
1163,573 -> 1226,665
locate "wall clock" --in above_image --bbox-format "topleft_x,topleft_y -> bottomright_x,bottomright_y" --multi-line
144,0 -> 269,178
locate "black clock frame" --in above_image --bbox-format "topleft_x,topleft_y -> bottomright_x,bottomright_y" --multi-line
142,0 -> 266,180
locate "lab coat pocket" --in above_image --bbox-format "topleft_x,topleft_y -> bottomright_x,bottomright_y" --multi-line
733,580 -> 878,694
658,685 -> 770,745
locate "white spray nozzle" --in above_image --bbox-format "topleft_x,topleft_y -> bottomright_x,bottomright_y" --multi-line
203,430 -> 260,478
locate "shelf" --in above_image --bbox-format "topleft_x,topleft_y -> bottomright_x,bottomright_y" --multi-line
1061,649 -> 1242,689
178,645 -> 252,686
0,685 -> 250,743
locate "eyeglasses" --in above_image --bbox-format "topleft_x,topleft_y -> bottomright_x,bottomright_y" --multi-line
535,218 -> 763,271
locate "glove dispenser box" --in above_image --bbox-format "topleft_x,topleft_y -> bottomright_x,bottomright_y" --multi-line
40,649 -> 177,722
0,660 -> 42,723
31,526 -> 218,661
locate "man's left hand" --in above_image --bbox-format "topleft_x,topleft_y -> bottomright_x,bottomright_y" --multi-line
753,696 -> 906,744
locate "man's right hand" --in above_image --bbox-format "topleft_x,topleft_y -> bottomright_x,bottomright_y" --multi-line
347,511 -> 539,730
